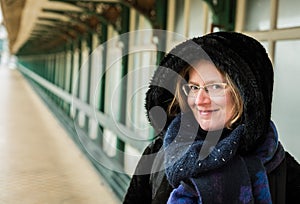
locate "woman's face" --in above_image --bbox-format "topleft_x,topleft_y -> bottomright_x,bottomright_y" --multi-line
187,61 -> 235,131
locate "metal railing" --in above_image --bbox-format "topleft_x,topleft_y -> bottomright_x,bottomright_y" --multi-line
18,63 -> 150,200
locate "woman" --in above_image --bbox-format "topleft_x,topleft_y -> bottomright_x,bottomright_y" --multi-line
123,32 -> 300,203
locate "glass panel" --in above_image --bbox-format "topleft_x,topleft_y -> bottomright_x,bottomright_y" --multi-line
103,129 -> 117,157
260,41 -> 269,53
70,49 -> 79,118
133,10 -> 152,30
277,0 -> 300,28
174,0 -> 185,38
138,13 -> 152,30
78,41 -> 89,128
125,30 -> 157,141
188,0 -> 204,37
104,43 -> 122,120
88,41 -> 103,140
124,145 -> 141,175
65,51 -> 72,92
244,0 -> 270,31
127,51 -> 155,138
102,36 -> 122,157
272,40 -> 300,160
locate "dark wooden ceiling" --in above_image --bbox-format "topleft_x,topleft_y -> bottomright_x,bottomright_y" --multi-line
0,0 -> 161,55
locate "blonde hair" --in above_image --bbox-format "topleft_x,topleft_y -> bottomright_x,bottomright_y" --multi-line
168,65 -> 243,129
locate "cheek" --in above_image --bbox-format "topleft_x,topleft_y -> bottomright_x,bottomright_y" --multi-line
224,95 -> 235,117
187,97 -> 194,108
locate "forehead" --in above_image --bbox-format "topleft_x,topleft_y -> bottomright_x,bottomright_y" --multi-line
189,60 -> 224,83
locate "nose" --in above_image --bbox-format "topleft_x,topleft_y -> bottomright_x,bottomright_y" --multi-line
194,88 -> 211,105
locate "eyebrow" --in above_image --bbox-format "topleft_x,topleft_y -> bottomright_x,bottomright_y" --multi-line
188,80 -> 224,85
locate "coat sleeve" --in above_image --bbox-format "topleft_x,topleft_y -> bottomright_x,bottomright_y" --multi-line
122,137 -> 163,204
285,152 -> 300,203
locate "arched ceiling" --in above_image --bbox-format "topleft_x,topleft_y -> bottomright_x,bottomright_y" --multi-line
0,0 -> 160,55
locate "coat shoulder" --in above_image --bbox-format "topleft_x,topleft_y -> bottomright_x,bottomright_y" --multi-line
122,137 -> 164,204
285,152 -> 300,203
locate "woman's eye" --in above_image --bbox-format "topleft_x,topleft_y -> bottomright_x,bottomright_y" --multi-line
211,84 -> 222,90
189,85 -> 199,90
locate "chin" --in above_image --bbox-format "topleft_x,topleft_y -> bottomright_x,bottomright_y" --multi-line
198,121 -> 224,131
198,121 -> 212,131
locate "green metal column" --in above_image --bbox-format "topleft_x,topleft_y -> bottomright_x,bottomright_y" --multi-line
116,5 -> 130,165
67,42 -> 75,116
97,24 -> 108,147
203,0 -> 237,31
84,31 -> 93,132
62,48 -> 68,111
155,0 -> 168,64
75,37 -> 82,119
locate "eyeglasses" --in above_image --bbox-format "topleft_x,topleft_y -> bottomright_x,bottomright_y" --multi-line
182,83 -> 228,98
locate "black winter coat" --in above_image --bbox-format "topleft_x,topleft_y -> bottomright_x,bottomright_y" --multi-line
123,136 -> 300,204
124,32 -> 300,204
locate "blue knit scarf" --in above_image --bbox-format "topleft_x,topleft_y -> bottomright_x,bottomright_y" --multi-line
164,113 -> 285,204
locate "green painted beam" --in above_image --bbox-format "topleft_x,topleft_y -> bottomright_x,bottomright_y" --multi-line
203,0 -> 236,31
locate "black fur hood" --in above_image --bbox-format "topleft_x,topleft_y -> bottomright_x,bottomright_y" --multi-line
145,31 -> 274,154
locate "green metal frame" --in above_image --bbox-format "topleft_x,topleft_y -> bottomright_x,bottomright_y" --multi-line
15,0 -> 172,201
203,0 -> 237,31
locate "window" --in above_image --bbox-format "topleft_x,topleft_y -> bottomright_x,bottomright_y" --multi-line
272,40 -> 300,159
244,0 -> 271,31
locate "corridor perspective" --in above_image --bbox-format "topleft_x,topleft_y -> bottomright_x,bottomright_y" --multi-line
0,67 -> 119,203
0,0 -> 300,203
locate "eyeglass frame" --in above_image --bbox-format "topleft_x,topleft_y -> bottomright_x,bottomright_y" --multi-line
182,82 -> 228,98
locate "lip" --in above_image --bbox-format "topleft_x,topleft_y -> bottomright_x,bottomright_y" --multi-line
198,109 -> 219,116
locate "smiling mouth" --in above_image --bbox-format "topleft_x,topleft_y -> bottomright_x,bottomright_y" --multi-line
198,109 -> 219,115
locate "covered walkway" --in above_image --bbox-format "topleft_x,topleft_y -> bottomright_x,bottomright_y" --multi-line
0,67 -> 119,204
0,0 -> 300,202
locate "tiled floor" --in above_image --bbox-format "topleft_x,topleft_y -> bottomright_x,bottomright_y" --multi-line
0,67 -> 120,204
